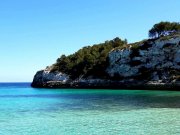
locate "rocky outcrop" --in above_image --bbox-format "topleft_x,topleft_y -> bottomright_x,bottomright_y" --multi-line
107,35 -> 180,80
32,34 -> 180,89
31,69 -> 69,87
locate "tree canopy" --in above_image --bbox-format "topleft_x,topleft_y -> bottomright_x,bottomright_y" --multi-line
51,37 -> 127,79
149,21 -> 180,38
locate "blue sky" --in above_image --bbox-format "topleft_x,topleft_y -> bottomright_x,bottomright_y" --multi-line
0,0 -> 179,82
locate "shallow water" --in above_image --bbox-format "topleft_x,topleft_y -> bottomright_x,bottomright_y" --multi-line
0,83 -> 180,135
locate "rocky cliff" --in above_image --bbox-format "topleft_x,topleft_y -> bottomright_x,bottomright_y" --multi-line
32,34 -> 180,89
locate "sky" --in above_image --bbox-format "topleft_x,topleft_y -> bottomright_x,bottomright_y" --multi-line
0,0 -> 179,82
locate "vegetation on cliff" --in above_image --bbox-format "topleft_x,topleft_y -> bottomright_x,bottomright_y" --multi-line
50,37 -> 127,79
149,21 -> 180,38
49,21 -> 180,80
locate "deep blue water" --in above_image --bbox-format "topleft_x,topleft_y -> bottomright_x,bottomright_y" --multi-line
0,83 -> 180,135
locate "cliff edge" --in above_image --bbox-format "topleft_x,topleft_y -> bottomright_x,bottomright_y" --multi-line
32,33 -> 180,89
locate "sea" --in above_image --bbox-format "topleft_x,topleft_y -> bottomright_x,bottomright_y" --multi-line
0,83 -> 180,135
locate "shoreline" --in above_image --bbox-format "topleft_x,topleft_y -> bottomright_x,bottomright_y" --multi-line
31,81 -> 180,91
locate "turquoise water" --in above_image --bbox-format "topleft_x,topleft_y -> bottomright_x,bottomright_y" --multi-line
0,83 -> 180,135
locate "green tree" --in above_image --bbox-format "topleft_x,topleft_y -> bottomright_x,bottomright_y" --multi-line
149,21 -> 180,38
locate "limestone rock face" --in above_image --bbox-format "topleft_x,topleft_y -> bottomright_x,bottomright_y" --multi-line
31,69 -> 69,87
107,35 -> 180,83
